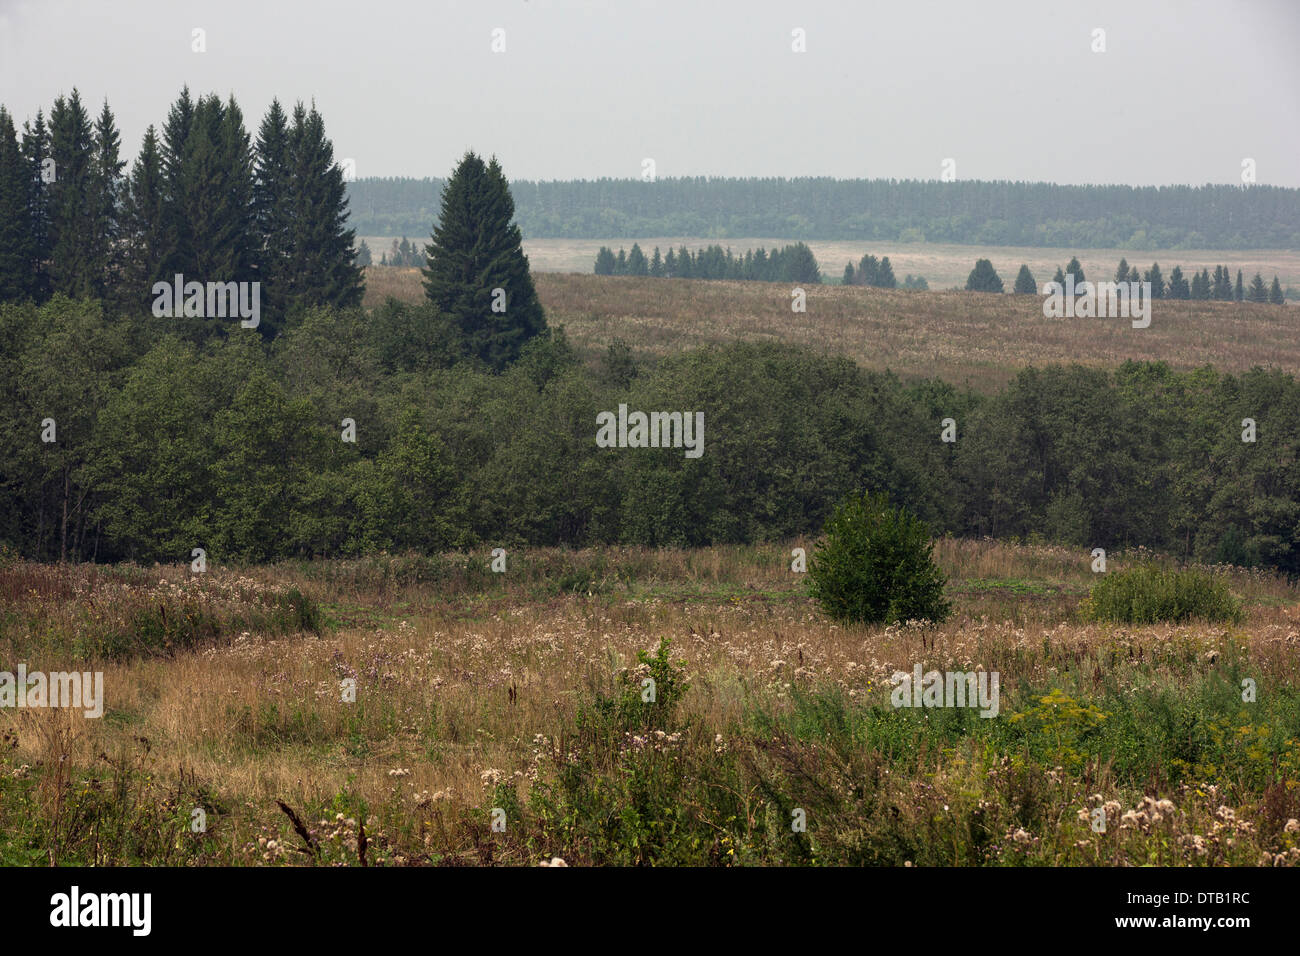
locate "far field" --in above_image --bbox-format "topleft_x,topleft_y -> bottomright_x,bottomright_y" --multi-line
363,236 -> 1300,293
364,268 -> 1300,392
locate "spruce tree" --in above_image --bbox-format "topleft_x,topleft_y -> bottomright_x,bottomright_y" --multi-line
20,110 -> 52,300
1053,266 -> 1066,287
160,87 -> 195,278
1235,269 -> 1243,301
276,101 -> 363,329
1115,258 -> 1129,283
663,247 -> 677,277
1065,256 -> 1085,286
47,89 -> 97,297
593,246 -> 616,275
1013,264 -> 1037,294
88,100 -> 125,301
1269,276 -> 1285,305
121,125 -> 169,309
649,246 -> 663,277
253,98 -> 292,296
1144,263 -> 1165,299
421,151 -> 545,370
356,239 -> 372,267
0,107 -> 38,301
626,242 -> 648,276
1248,272 -> 1268,303
965,258 -> 1003,293
1167,265 -> 1189,299
857,254 -> 879,286
877,255 -> 896,288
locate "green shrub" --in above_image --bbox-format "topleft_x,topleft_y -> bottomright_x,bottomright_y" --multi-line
1084,563 -> 1243,624
808,490 -> 951,625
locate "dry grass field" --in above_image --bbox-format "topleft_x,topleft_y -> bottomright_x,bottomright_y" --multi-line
362,237 -> 1300,293
3,542 -> 1300,866
364,267 -> 1300,391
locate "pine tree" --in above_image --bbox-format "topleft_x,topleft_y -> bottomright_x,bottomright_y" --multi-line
47,89 -> 97,297
1013,264 -> 1036,294
421,151 -> 546,370
1269,276 -> 1285,305
1114,258 -> 1129,283
121,125 -> 169,308
1167,265 -> 1190,299
1248,272 -> 1267,303
965,258 -> 1003,293
0,107 -> 38,301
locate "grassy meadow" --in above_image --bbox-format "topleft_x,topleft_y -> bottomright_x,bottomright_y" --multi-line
365,267 -> 1300,392
3,542 -> 1300,866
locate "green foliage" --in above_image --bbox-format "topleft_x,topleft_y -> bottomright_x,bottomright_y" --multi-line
808,490 -> 951,625
965,258 -> 1003,293
422,151 -> 546,371
1084,563 -> 1244,624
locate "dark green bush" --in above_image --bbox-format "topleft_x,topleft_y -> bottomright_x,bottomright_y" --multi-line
807,490 -> 951,625
1084,563 -> 1244,624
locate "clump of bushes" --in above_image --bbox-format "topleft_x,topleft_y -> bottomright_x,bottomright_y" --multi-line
1084,563 -> 1243,624
808,490 -> 951,625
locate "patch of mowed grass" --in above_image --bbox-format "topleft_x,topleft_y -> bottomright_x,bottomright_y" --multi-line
1083,563 -> 1244,624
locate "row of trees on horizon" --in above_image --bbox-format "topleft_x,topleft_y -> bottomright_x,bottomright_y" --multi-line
347,176 -> 1300,248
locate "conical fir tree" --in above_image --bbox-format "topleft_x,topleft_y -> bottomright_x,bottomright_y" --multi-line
422,152 -> 545,370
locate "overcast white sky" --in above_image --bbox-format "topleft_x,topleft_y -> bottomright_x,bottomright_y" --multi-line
1,0 -> 1297,186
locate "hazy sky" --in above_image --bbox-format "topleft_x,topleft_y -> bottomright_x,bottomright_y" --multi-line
2,0 -> 1297,186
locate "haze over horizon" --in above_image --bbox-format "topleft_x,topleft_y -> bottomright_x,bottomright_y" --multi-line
2,0 -> 1298,188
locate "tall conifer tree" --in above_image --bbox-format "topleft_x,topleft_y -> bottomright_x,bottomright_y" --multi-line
422,151 -> 545,370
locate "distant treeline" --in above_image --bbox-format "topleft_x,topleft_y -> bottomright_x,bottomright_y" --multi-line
4,296 -> 1299,575
348,177 -> 1300,248
594,243 -> 821,283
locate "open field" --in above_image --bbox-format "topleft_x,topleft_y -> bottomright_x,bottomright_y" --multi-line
363,268 -> 1300,392
2,543 -> 1299,866
362,236 -> 1300,292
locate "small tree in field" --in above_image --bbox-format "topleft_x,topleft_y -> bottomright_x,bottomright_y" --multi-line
808,490 -> 951,625
965,258 -> 1003,293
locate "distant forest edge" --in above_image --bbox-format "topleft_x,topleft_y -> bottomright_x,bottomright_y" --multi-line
347,178 -> 1300,249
